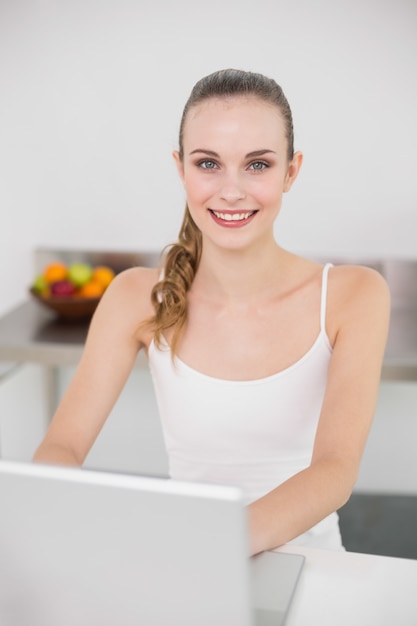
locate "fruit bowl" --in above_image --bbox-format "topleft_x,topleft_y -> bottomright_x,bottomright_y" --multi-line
30,288 -> 101,320
29,260 -> 115,320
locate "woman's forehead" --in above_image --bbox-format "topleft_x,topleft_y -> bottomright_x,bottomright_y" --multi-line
182,96 -> 287,150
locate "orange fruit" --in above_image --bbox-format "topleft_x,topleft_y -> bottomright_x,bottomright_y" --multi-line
92,266 -> 115,289
77,279 -> 105,298
43,262 -> 68,284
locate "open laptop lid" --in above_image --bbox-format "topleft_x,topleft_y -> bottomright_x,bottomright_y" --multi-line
0,460 -> 254,626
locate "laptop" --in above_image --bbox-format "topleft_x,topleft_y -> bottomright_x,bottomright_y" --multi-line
0,460 -> 304,626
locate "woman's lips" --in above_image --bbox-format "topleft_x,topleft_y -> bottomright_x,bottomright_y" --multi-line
208,209 -> 258,228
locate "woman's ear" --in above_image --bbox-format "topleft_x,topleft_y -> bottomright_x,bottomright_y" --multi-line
172,150 -> 185,183
283,151 -> 303,192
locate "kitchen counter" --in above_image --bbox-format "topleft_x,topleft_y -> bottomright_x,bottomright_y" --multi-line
0,299 -> 148,369
277,544 -> 417,626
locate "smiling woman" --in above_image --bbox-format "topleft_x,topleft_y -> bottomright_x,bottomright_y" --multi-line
173,97 -> 301,247
33,69 -> 391,556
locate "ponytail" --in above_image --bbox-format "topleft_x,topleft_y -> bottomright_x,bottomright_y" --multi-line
146,205 -> 202,356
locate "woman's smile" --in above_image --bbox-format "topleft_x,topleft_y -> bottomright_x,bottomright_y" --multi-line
208,209 -> 258,227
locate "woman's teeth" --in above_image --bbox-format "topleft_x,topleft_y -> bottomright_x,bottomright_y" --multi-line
211,210 -> 255,221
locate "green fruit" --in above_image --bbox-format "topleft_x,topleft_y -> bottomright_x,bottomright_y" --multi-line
33,274 -> 49,294
68,262 -> 93,287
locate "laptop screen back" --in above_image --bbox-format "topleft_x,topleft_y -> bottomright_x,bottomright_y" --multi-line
0,461 -> 253,626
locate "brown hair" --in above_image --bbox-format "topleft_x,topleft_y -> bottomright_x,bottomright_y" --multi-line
146,69 -> 294,355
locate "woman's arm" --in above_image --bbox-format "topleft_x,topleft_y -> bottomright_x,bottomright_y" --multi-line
247,265 -> 391,555
33,267 -> 157,467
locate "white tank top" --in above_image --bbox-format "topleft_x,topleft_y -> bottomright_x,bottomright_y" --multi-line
148,263 -> 344,549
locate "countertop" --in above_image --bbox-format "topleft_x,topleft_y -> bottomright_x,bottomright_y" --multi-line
277,545 -> 417,626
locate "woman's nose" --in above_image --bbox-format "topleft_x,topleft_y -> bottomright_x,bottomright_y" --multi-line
219,173 -> 246,204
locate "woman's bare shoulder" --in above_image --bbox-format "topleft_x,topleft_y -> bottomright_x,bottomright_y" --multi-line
283,252 -> 390,307
90,266 -> 160,345
327,264 -> 391,339
110,265 -> 160,293
329,264 -> 390,303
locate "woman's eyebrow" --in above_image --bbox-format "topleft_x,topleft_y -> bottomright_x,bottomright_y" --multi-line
246,149 -> 276,158
189,149 -> 219,157
188,149 -> 276,157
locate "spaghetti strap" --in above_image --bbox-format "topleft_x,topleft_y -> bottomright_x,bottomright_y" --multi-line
320,263 -> 333,333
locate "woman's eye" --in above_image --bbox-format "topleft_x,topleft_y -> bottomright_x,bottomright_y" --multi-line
249,161 -> 268,171
198,160 -> 218,170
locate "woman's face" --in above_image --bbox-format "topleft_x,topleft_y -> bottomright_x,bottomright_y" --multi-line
173,96 -> 302,252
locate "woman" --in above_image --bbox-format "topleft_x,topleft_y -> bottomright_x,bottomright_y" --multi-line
34,69 -> 390,555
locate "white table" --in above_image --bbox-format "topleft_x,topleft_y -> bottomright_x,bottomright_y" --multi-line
277,545 -> 417,626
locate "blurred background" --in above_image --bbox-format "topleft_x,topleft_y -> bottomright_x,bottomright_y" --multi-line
0,0 -> 416,557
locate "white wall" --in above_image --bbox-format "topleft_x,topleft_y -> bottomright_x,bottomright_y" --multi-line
1,0 -> 417,316
1,1 -> 416,491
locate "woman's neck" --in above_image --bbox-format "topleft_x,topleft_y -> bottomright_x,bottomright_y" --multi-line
192,239 -> 293,304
